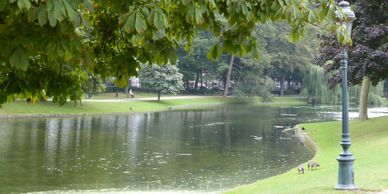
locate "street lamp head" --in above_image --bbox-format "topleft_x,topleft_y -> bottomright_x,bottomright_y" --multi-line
337,1 -> 356,37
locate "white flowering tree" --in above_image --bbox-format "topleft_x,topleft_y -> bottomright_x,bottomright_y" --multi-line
140,63 -> 184,101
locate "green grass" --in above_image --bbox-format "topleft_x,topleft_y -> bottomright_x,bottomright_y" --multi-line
89,92 -> 177,99
226,116 -> 388,194
262,96 -> 307,107
0,97 -> 228,115
0,96 -> 307,115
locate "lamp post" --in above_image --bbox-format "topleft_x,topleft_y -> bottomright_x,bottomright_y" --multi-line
335,1 -> 357,190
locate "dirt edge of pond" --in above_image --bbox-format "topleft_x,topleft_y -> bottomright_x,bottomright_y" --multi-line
294,125 -> 318,154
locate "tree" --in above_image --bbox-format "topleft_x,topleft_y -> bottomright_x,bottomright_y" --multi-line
301,65 -> 385,106
139,63 -> 183,101
319,0 -> 387,120
261,23 -> 320,96
233,56 -> 274,101
178,32 -> 219,91
0,0 -> 337,105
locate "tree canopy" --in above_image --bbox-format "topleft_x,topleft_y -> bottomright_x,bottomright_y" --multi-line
0,0 -> 338,104
319,0 -> 388,85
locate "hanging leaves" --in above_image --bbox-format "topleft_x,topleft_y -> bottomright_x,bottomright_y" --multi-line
17,0 -> 31,10
9,47 -> 29,70
37,6 -> 48,26
153,8 -> 168,30
207,44 -> 223,60
135,11 -> 147,34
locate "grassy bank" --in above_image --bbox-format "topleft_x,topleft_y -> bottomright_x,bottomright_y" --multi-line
0,96 -> 306,115
88,92 -> 175,99
0,97 -> 228,115
227,116 -> 388,194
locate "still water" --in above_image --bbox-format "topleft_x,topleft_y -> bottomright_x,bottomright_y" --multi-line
0,105 -> 383,193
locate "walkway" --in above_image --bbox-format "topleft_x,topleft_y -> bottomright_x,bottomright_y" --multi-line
83,95 -> 217,102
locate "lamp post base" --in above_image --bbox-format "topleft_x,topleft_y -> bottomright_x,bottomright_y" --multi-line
336,154 -> 357,190
335,184 -> 357,190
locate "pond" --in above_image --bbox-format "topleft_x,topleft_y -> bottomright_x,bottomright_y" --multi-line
0,105 -> 387,193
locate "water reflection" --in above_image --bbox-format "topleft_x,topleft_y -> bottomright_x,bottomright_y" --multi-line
0,105 -> 359,193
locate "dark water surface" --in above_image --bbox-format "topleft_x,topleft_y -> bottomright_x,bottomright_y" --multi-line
1,105 -> 381,193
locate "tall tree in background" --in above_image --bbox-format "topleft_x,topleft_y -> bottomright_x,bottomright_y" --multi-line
260,23 -> 320,96
178,32 -> 218,91
319,0 -> 388,120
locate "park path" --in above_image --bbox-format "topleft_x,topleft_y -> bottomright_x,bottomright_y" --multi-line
83,95 -> 218,102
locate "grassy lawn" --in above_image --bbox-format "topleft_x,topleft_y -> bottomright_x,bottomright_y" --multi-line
260,96 -> 307,107
88,92 -> 177,99
0,96 -> 307,115
226,116 -> 388,194
0,97 -> 228,115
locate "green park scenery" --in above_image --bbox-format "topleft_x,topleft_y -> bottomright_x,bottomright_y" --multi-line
0,0 -> 387,193
1,95 -> 388,193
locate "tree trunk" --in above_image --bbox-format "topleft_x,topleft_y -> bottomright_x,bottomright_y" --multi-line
194,72 -> 200,90
157,90 -> 161,101
280,74 -> 285,96
287,77 -> 291,91
224,55 -> 235,97
185,80 -> 190,90
359,76 -> 370,120
200,68 -> 203,88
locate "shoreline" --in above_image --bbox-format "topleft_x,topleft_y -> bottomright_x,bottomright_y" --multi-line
294,125 -> 318,154
0,102 -> 225,119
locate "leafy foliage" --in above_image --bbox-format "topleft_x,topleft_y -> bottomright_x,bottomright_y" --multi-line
262,23 -> 320,95
301,65 -> 385,105
234,73 -> 274,102
319,0 -> 388,85
0,0 -> 338,104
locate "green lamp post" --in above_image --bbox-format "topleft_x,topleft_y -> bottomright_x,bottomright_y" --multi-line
335,1 -> 357,190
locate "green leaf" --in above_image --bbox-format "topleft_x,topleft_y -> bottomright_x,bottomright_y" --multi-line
62,0 -> 80,26
0,1 -> 7,11
9,47 -> 29,70
48,11 -> 57,27
37,6 -> 48,26
83,0 -> 94,12
181,0 -> 190,6
56,42 -> 65,57
194,7 -> 202,25
141,7 -> 149,16
154,9 -> 167,30
118,12 -> 130,25
53,0 -> 66,21
135,12 -> 147,34
207,44 -> 222,60
122,13 -> 135,33
17,0 -> 31,10
47,42 -> 57,58
206,0 -> 216,10
238,44 -> 247,56
308,10 -> 316,23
